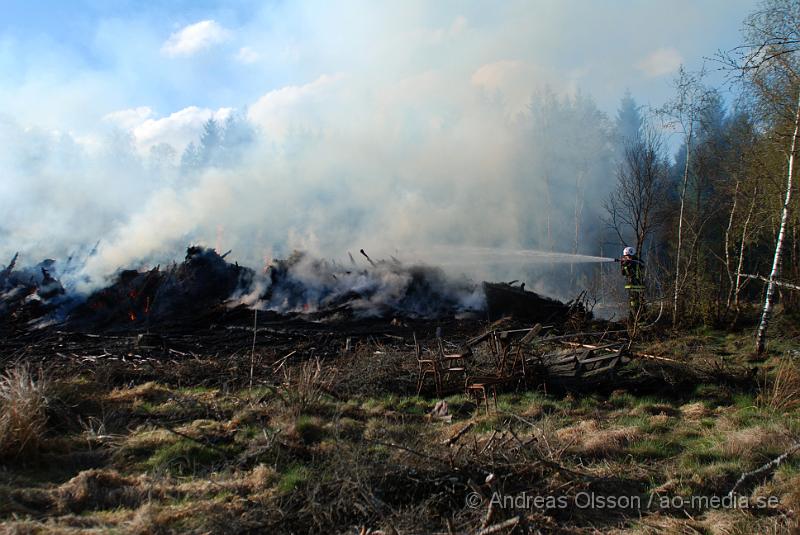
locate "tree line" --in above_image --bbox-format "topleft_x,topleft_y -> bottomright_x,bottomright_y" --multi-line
605,0 -> 800,352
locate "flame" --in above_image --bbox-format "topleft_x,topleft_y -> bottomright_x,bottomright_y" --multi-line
128,311 -> 137,321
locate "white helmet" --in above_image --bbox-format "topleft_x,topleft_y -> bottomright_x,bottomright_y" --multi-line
623,246 -> 635,256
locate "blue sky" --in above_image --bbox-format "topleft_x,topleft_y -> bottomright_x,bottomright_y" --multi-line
0,0 -> 756,140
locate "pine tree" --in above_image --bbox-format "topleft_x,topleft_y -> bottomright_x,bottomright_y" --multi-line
198,118 -> 222,166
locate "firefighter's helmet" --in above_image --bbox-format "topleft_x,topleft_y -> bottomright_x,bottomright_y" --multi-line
623,246 -> 635,256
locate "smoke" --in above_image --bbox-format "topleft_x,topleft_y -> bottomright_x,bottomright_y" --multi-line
2,1 -> 693,299
241,252 -> 486,319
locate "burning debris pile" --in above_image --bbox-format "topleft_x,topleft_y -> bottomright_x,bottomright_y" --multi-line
0,253 -> 67,328
0,246 -> 586,332
253,251 -> 485,320
68,246 -> 254,330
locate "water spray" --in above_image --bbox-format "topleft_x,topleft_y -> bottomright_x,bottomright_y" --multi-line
399,246 -> 617,267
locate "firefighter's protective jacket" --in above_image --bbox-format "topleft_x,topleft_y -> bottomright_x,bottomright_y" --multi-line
620,255 -> 644,290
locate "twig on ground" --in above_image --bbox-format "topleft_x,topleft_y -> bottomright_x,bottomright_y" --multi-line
442,422 -> 474,446
729,441 -> 800,496
476,516 -> 520,535
480,498 -> 496,530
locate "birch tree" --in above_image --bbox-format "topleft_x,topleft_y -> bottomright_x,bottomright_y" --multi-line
723,0 -> 800,352
756,92 -> 800,353
658,67 -> 711,327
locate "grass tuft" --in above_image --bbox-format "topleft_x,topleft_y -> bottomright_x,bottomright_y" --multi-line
278,464 -> 310,493
0,364 -> 49,459
759,357 -> 800,413
147,439 -> 227,475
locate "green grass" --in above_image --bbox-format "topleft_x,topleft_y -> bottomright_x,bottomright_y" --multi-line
472,414 -> 506,433
330,417 -> 364,440
640,417 -> 675,434
616,414 -> 652,429
234,424 -> 265,442
176,385 -> 218,395
609,391 -> 637,409
628,437 -> 683,460
278,464 -> 310,493
294,415 -> 325,444
679,436 -> 728,468
396,396 -> 433,415
693,383 -> 733,404
146,439 -> 229,475
362,393 -> 413,414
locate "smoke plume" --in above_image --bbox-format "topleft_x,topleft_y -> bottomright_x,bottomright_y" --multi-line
2,1 -> 747,297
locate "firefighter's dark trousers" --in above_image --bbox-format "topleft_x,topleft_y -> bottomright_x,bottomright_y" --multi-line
625,284 -> 645,319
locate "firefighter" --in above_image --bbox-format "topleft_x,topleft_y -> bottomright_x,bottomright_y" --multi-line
619,246 -> 645,316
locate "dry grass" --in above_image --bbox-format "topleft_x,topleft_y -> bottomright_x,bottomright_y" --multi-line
758,357 -> 800,412
701,508 -> 797,535
106,381 -> 170,403
277,357 -> 337,414
719,425 -> 791,459
55,469 -> 149,514
680,402 -> 710,420
631,514 -> 708,534
0,364 -> 49,458
555,420 -> 641,456
3,329 -> 797,534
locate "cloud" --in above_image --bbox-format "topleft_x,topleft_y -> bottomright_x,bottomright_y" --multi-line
235,46 -> 260,64
636,47 -> 682,77
105,105 -> 233,155
247,74 -> 343,140
161,20 -> 231,57
103,107 -> 154,130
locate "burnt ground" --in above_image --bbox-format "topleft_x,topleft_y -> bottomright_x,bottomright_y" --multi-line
1,301 -> 800,533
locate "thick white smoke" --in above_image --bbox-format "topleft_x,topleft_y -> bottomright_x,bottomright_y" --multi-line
4,0 -> 731,296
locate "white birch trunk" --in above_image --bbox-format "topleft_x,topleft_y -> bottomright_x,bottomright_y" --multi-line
672,122 -> 693,326
734,185 -> 757,314
725,180 -> 740,312
756,91 -> 800,354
